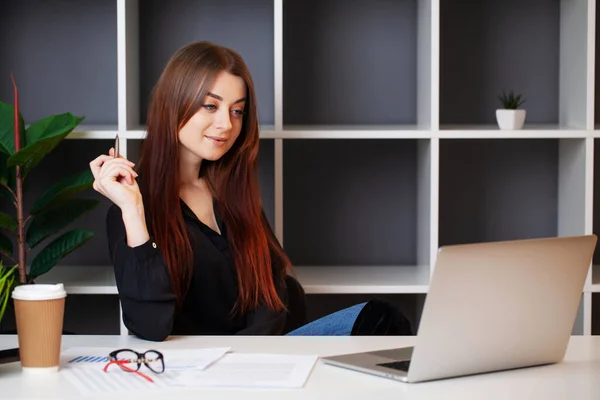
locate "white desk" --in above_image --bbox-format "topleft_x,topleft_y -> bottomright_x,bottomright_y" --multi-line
1,335 -> 599,399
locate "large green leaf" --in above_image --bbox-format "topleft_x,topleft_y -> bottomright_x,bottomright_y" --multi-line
0,101 -> 25,155
0,231 -> 13,257
29,229 -> 94,279
24,113 -> 83,145
31,169 -> 94,214
7,113 -> 84,176
26,198 -> 99,249
0,212 -> 17,231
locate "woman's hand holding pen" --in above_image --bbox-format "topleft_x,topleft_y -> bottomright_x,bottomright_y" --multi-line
90,147 -> 150,247
89,147 -> 142,211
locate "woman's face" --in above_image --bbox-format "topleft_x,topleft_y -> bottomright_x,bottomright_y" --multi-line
178,70 -> 247,163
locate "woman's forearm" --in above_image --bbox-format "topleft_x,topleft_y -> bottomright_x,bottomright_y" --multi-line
121,203 -> 150,247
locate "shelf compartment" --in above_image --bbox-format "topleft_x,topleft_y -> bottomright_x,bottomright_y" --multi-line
34,266 -> 116,295
0,292 -> 121,334
295,265 -> 429,294
283,139 -> 433,269
136,0 -> 274,127
440,0 -> 588,130
305,292 -> 425,331
0,0 -> 118,126
594,139 -> 600,269
283,0 -> 431,128
439,138 -> 587,246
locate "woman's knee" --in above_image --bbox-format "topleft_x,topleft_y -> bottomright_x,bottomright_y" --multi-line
350,298 -> 414,336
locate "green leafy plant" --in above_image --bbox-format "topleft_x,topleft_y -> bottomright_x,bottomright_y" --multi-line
498,90 -> 526,109
0,75 -> 98,323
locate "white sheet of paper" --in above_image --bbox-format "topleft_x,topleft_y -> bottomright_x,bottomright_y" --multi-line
173,353 -> 319,388
60,346 -> 231,396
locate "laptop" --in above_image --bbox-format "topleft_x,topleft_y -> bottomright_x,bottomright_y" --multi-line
321,235 -> 597,383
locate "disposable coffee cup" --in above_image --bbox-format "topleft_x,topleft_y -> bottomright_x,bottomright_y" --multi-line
12,283 -> 67,373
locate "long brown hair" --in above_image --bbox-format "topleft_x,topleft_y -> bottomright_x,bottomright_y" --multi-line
137,41 -> 291,315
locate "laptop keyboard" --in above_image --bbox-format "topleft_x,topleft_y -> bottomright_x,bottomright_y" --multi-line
377,360 -> 411,372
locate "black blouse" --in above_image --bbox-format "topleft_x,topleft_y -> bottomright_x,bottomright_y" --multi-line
106,200 -> 290,341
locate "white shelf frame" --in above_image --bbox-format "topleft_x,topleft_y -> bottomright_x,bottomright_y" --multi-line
66,126 -> 600,140
37,0 -> 600,336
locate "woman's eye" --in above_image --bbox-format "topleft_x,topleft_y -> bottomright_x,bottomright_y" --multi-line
202,104 -> 217,112
232,109 -> 245,117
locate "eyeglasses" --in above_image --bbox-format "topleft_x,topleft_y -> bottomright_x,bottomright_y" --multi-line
103,348 -> 165,383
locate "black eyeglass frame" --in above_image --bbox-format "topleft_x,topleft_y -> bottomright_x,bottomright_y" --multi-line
107,348 -> 165,374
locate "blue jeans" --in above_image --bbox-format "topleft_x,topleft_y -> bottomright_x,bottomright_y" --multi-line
285,302 -> 367,336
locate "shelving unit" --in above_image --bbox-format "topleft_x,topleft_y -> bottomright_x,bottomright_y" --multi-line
1,0 -> 600,336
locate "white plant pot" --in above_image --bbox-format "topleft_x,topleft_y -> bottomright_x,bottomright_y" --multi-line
496,109 -> 526,130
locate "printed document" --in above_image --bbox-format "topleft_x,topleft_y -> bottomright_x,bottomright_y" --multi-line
173,353 -> 319,388
58,347 -> 318,395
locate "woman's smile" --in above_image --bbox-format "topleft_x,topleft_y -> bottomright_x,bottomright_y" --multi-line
204,135 -> 228,146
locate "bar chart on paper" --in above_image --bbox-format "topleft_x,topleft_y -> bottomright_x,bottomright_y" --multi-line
67,355 -> 109,364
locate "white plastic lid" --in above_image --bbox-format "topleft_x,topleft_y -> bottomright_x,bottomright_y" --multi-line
12,284 -> 67,301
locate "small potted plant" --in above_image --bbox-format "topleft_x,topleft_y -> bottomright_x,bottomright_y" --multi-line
496,90 -> 526,130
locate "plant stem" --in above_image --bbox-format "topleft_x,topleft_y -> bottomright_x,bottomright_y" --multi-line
11,74 -> 25,284
15,166 -> 25,283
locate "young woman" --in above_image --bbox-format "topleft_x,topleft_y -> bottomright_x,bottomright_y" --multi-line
89,41 -> 412,341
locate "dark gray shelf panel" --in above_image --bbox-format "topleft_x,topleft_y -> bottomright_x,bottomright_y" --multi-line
439,139 -> 559,246
283,0 -> 417,126
283,139 -> 420,266
440,0 -> 560,125
18,140 -> 115,267
0,0 -> 118,125
138,0 -> 274,127
594,139 -> 600,265
127,139 -> 275,231
0,294 -> 120,335
63,295 -> 121,335
257,140 -> 275,229
593,294 -> 600,335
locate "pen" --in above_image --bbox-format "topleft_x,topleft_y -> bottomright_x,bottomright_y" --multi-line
114,134 -> 119,158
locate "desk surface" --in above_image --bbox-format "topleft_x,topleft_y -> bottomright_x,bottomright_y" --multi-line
1,334 -> 599,399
